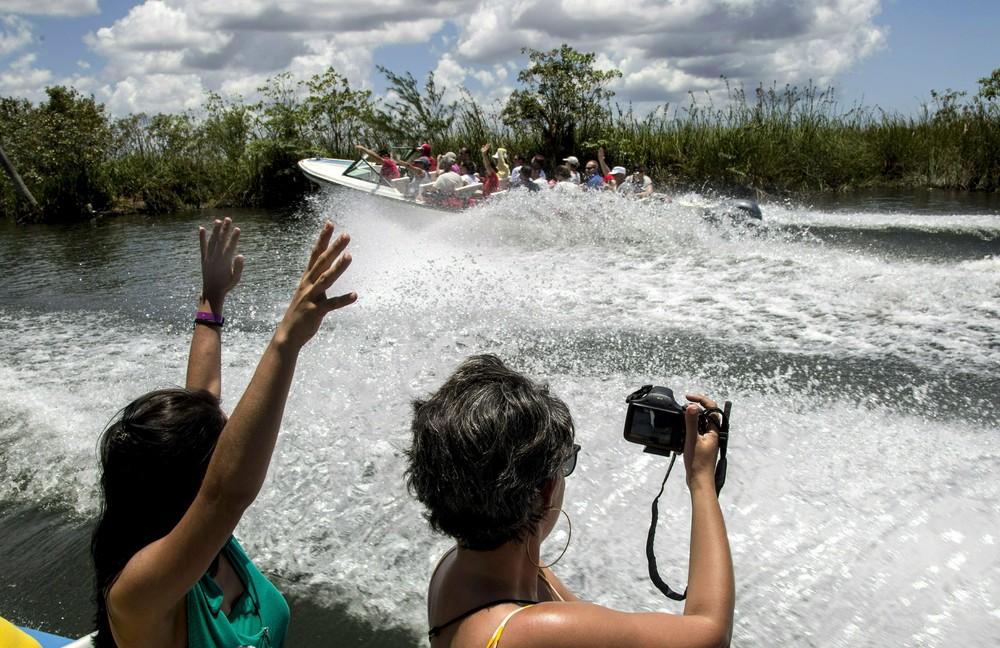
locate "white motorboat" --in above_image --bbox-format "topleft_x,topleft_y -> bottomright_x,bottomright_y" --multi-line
298,156 -> 484,212
298,155 -> 763,223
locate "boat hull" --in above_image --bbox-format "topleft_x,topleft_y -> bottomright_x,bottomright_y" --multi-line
298,157 -> 478,212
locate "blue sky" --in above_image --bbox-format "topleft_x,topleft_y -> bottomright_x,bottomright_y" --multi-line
2,0 -> 998,118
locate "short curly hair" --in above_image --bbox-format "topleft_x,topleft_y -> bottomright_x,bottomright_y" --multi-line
405,354 -> 574,550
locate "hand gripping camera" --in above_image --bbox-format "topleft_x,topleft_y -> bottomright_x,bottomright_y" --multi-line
624,385 -> 733,602
624,385 -> 731,456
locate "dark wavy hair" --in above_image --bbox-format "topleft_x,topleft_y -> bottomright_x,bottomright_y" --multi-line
405,354 -> 574,551
90,388 -> 226,647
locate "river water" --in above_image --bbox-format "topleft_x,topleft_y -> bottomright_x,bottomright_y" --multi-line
1,186 -> 998,646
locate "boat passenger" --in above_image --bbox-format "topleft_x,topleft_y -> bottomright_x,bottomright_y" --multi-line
581,159 -> 604,190
619,165 -> 654,199
508,153 -> 526,188
530,155 -> 548,180
607,166 -> 628,191
91,218 -> 357,648
354,144 -> 400,181
511,165 -> 540,192
459,160 -> 478,185
406,354 -> 734,648
561,156 -> 581,184
416,143 -> 438,171
399,157 -> 433,199
492,148 -> 511,187
438,152 -> 461,176
426,167 -> 467,195
551,165 -> 581,193
530,162 -> 549,190
479,144 -> 502,198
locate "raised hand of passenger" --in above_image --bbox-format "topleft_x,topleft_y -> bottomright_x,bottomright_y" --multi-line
276,221 -> 357,349
199,217 -> 244,308
683,393 -> 722,490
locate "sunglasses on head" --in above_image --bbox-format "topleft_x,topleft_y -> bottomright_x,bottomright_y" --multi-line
561,443 -> 581,477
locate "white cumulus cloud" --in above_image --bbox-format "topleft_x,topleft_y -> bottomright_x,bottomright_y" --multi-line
0,0 -> 97,18
0,0 -> 889,115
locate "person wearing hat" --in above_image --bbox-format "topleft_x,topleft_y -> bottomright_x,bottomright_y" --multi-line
607,166 -> 628,191
492,147 -> 511,186
437,151 -> 460,176
479,143 -> 502,197
597,147 -> 628,191
398,156 -> 433,199
561,155 -> 582,184
619,165 -> 654,199
415,143 -> 438,171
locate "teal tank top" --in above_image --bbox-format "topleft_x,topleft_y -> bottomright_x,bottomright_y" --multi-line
186,536 -> 289,647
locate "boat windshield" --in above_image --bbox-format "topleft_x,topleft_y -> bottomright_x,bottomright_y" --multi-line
343,158 -> 380,184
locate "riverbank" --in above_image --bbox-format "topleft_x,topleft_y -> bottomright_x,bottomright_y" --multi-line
1,74 -> 998,224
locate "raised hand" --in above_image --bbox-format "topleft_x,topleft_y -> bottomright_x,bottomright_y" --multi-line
199,217 -> 244,310
276,221 -> 358,349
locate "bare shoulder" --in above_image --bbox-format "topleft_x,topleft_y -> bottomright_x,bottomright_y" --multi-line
506,602 -> 727,648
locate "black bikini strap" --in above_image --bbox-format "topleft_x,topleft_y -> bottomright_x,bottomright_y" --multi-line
428,599 -> 537,639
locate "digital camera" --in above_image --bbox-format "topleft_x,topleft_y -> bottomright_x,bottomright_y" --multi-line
623,385 -> 690,455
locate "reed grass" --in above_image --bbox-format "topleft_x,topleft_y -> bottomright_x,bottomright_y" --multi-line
2,74 -> 998,223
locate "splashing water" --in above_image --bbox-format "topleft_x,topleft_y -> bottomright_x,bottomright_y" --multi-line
0,188 -> 997,646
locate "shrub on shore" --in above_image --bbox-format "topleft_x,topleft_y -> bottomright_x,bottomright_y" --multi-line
1,50 -> 997,223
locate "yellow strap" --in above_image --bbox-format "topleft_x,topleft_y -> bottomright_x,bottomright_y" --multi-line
485,605 -> 533,648
0,618 -> 43,648
537,570 -> 565,602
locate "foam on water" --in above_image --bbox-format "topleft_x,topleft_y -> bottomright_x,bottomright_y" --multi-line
0,191 -> 997,646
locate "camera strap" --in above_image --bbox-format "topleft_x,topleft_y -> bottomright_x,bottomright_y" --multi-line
645,403 -> 731,602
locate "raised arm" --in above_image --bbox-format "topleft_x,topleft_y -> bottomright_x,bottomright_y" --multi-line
480,143 -> 496,176
354,144 -> 382,162
597,147 -> 611,177
397,159 -> 428,180
679,394 -> 735,644
515,394 -> 734,648
107,221 -> 357,644
185,218 -> 243,396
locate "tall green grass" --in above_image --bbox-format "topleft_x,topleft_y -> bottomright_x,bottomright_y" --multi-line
2,73 -> 998,223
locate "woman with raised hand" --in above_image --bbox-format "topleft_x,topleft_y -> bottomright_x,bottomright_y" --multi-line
406,354 -> 734,648
91,218 -> 357,648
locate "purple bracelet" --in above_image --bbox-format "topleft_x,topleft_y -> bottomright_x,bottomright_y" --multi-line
195,311 -> 225,327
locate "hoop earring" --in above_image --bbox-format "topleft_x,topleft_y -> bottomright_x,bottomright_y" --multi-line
527,508 -> 572,569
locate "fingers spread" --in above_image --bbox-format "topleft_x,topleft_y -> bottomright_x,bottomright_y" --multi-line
231,254 -> 245,286
223,227 -> 241,261
307,222 -> 335,272
199,226 -> 208,261
312,252 -> 352,297
321,291 -> 358,313
307,232 -> 351,285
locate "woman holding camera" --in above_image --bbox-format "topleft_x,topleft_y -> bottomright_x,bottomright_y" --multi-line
406,354 -> 734,648
91,218 -> 356,647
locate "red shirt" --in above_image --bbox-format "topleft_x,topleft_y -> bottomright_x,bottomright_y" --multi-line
380,157 -> 400,180
481,171 -> 500,197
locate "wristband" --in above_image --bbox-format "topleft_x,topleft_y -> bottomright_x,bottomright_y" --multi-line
195,311 -> 225,327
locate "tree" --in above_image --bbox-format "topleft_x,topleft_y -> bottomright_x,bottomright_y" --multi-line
976,68 -> 1000,102
0,86 -> 112,221
303,66 -> 375,157
501,45 -> 621,163
373,66 -> 456,147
